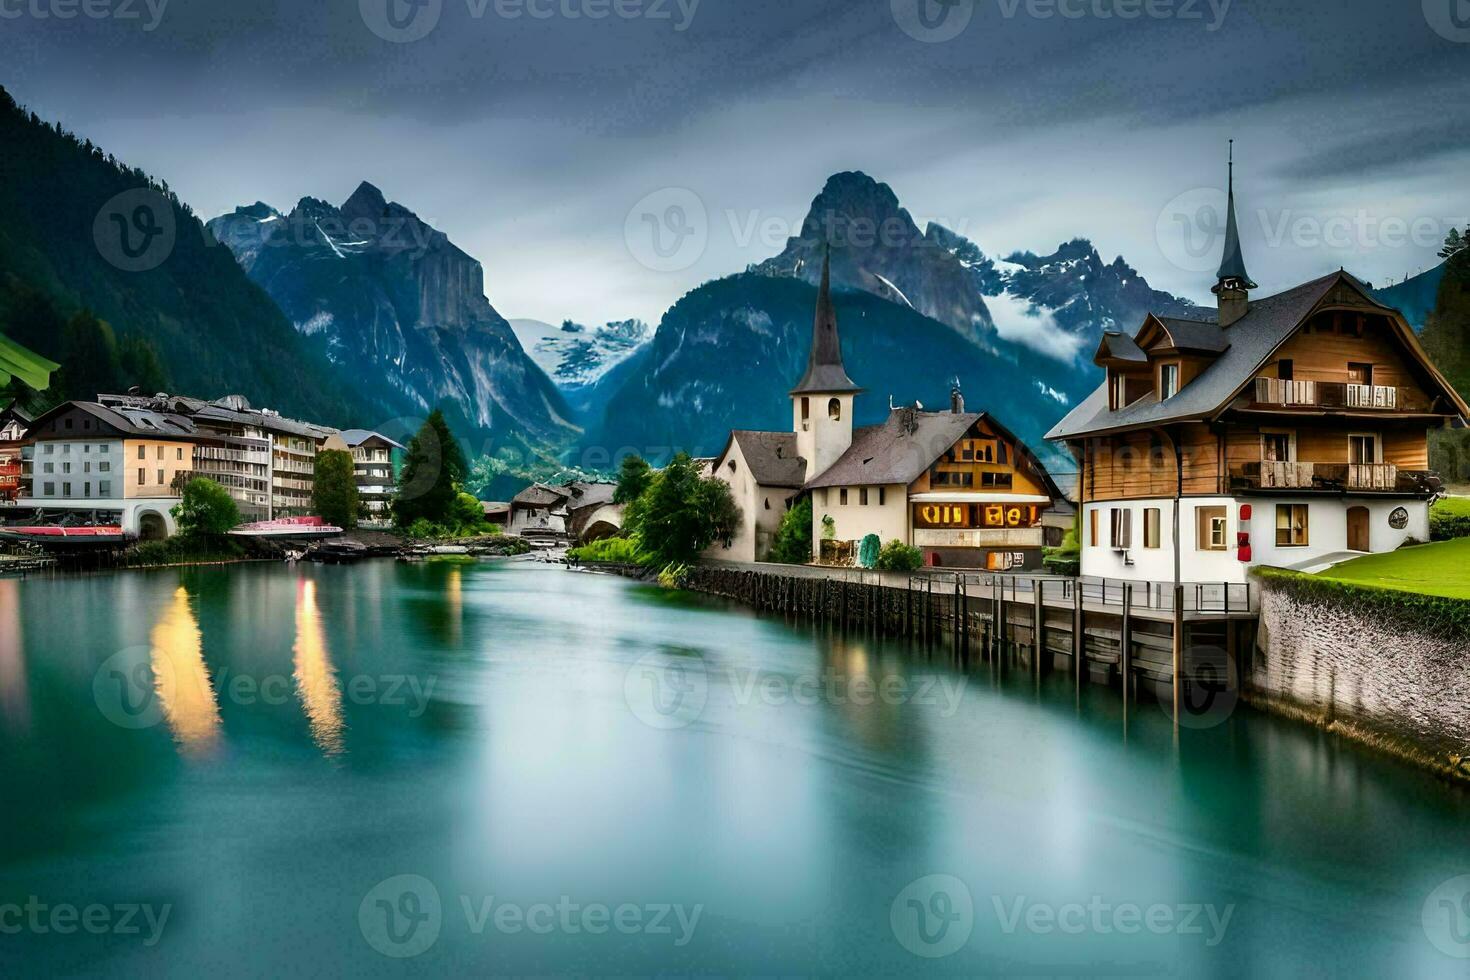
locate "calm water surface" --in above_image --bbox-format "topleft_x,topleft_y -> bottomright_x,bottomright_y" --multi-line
1,560 -> 1468,977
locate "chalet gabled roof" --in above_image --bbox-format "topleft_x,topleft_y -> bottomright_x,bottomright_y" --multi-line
339,428 -> 407,452
790,249 -> 863,396
804,409 -> 1063,500
512,483 -> 570,508
1094,330 -> 1148,365
1156,315 -> 1228,353
721,430 -> 807,488
26,400 -> 204,441
1047,270 -> 1470,442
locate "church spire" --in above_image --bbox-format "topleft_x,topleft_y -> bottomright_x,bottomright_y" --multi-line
1213,140 -> 1256,327
791,246 -> 863,395
1214,140 -> 1257,293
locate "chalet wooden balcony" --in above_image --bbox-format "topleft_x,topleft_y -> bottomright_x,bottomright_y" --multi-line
1250,378 -> 1424,412
1231,461 -> 1441,494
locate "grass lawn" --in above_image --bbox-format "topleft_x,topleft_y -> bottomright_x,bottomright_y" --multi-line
1433,496 -> 1470,519
1316,537 -> 1470,599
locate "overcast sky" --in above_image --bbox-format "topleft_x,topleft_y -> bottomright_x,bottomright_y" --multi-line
4,0 -> 1468,327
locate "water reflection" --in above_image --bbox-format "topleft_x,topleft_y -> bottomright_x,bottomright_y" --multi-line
0,578 -> 28,734
293,579 -> 344,757
446,565 -> 463,646
150,586 -> 221,756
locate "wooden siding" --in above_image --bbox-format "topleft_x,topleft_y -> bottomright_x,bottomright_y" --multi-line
908,417 -> 1051,498
1259,312 -> 1438,406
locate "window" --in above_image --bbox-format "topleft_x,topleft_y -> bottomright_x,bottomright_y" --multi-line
1110,371 -> 1126,410
1110,508 -> 1132,549
839,488 -> 848,505
62,482 -> 71,496
177,448 -> 184,461
1090,509 -> 1099,547
43,482 -> 54,495
858,488 -> 870,505
44,444 -> 53,454
801,398 -> 810,422
1196,506 -> 1228,551
1261,430 -> 1294,463
878,487 -> 886,506
99,481 -> 111,497
1159,363 -> 1181,400
764,498 -> 771,511
62,462 -> 71,474
137,446 -> 145,460
99,462 -> 110,472
819,489 -> 828,506
83,462 -> 91,474
1277,359 -> 1294,381
1276,504 -> 1309,547
157,446 -> 164,460
83,444 -> 91,453
157,469 -> 165,485
1144,508 -> 1161,549
1349,434 -> 1380,465
43,462 -> 53,474
83,483 -> 92,498
1348,362 -> 1374,386
138,468 -> 145,485
828,398 -> 842,421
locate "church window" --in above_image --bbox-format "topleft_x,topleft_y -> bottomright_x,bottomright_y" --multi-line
828,398 -> 841,421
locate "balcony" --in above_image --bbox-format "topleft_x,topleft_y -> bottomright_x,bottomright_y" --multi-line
1231,461 -> 1441,494
1251,378 -> 1423,412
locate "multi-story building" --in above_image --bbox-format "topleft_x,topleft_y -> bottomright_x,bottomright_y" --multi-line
100,392 -> 335,521
0,404 -> 31,502
17,401 -> 205,538
1046,163 -> 1469,583
337,429 -> 404,520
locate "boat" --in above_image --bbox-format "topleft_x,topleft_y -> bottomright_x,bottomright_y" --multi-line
0,525 -> 132,546
228,516 -> 344,541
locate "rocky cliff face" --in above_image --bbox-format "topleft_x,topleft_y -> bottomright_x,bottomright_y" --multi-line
208,183 -> 575,448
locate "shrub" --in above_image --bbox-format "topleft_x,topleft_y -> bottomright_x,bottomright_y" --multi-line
875,539 -> 924,572
569,536 -> 645,564
821,514 -> 836,540
1430,497 -> 1470,541
858,533 -> 881,568
171,478 -> 241,538
633,453 -> 740,568
767,497 -> 813,564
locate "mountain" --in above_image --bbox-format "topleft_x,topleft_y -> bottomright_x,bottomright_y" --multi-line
591,273 -> 1084,471
751,172 -> 1204,363
1373,262 -> 1446,332
207,184 -> 576,449
0,85 -> 373,425
509,317 -> 651,389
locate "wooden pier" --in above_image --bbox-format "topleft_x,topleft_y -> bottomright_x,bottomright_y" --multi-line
683,561 -> 1257,708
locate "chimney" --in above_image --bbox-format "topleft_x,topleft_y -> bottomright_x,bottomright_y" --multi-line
950,378 -> 965,414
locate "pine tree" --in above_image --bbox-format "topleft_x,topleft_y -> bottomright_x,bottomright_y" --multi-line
392,409 -> 467,527
312,449 -> 360,529
1441,228 -> 1466,260
1423,248 -> 1470,483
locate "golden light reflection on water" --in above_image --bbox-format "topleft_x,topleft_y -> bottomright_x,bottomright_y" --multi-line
0,579 -> 29,734
447,565 -> 463,645
151,586 -> 221,756
294,579 -> 345,757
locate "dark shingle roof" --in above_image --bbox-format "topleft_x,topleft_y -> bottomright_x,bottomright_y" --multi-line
729,431 -> 807,488
339,428 -> 406,451
1048,272 -> 1349,441
804,411 -> 981,490
512,484 -> 569,507
1157,316 -> 1228,353
1096,331 -> 1148,364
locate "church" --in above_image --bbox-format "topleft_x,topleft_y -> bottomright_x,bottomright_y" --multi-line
706,252 -> 1063,569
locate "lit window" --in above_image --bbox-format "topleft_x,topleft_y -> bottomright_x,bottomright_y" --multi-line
1196,506 -> 1228,551
1144,508 -> 1161,549
1276,505 -> 1309,547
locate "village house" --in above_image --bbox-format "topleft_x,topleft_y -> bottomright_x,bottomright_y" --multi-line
17,400 -> 207,539
0,404 -> 31,503
706,251 -> 1062,568
338,429 -> 405,521
508,481 -> 622,544
1046,159 -> 1469,584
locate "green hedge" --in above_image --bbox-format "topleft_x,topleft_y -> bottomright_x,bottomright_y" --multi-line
1430,498 -> 1470,541
1254,566 -> 1470,639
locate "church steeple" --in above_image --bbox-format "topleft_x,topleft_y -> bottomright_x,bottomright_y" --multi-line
1213,140 -> 1256,327
791,247 -> 862,396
